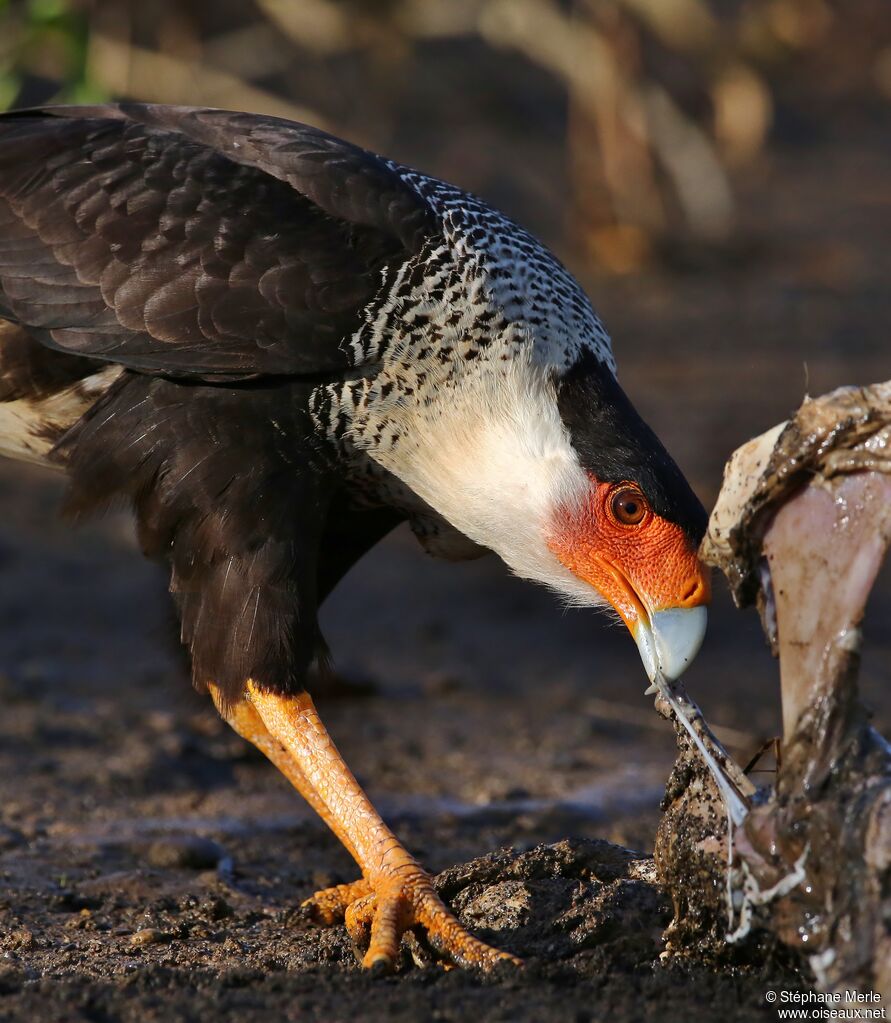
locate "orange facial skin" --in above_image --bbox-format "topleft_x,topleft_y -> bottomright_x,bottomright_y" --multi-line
546,476 -> 710,631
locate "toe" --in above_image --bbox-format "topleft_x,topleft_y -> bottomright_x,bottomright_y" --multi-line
427,922 -> 521,971
302,878 -> 372,926
362,893 -> 411,972
344,891 -> 376,950
416,893 -> 522,970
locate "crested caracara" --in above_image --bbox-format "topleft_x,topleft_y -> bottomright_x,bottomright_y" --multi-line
0,105 -> 709,971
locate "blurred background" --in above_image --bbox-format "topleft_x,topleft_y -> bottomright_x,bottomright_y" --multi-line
3,0 -> 890,268
0,0 -> 889,879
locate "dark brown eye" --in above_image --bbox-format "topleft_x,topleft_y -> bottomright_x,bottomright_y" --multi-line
610,487 -> 648,526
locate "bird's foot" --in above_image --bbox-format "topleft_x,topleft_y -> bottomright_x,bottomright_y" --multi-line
303,869 -> 521,974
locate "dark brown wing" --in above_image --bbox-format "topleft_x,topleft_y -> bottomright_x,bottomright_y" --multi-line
0,104 -> 436,380
55,369 -> 406,703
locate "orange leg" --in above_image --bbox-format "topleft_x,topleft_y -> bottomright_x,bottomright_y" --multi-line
209,685 -> 366,870
241,681 -> 521,973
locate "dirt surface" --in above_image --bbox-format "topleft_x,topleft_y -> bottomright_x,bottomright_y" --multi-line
0,110 -> 889,1022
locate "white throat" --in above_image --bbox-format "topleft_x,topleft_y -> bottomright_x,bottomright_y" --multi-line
361,353 -> 604,607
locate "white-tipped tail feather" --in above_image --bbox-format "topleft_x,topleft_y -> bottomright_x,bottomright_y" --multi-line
0,366 -> 121,467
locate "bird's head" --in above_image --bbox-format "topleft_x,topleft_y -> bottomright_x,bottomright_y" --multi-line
546,474 -> 709,683
361,342 -> 709,685
544,351 -> 710,683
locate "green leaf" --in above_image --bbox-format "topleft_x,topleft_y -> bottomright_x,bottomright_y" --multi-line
26,0 -> 69,25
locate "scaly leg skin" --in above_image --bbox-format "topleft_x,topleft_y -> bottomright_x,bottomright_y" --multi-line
209,685 -> 364,866
238,681 -> 521,973
211,687 -> 375,928
211,688 -> 379,929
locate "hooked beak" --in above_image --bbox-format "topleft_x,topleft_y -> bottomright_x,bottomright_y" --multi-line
590,556 -> 710,684
632,606 -> 708,684
545,504 -> 710,685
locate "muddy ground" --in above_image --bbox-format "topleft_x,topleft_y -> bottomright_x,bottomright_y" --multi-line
0,108 -> 889,1021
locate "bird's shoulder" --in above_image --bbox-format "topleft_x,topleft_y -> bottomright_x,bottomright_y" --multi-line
384,162 -> 615,373
0,104 -> 439,380
0,103 -> 613,385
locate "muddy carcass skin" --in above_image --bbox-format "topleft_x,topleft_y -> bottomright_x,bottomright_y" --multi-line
656,382 -> 891,997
